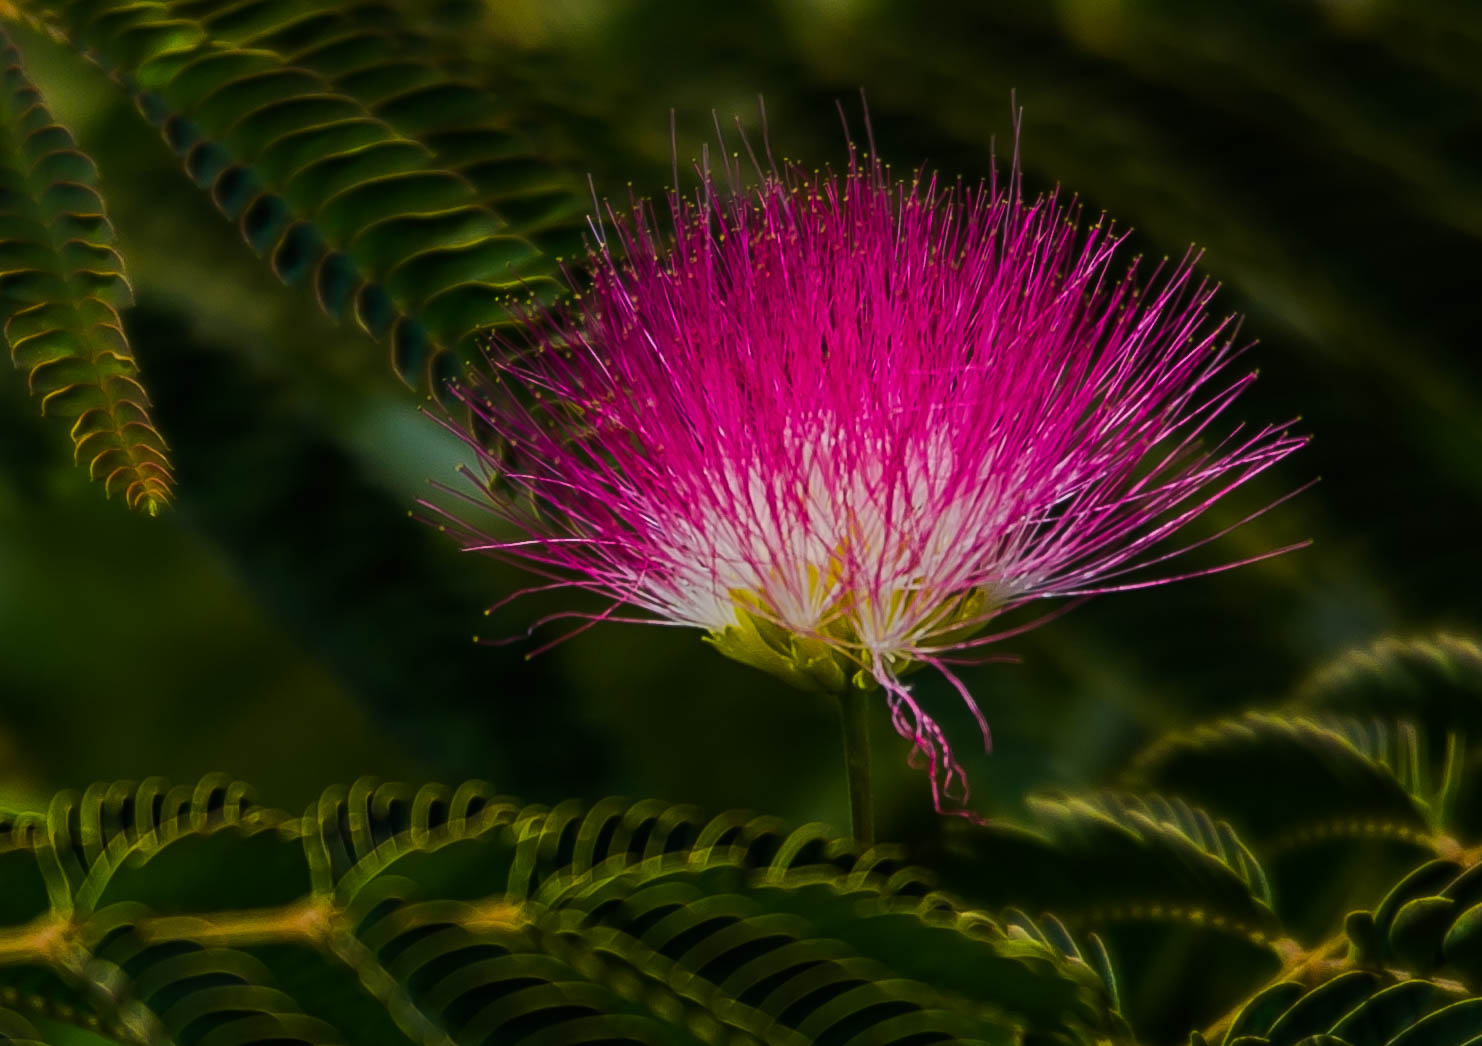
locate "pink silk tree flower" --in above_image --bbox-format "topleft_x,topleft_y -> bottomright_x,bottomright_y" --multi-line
427,139 -> 1307,821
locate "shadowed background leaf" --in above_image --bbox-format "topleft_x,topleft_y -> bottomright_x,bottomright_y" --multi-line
13,0 -> 581,389
0,1 -> 1479,1041
0,777 -> 1131,1046
0,29 -> 169,512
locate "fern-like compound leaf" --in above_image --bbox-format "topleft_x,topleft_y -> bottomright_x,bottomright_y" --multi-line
1293,634 -> 1482,736
0,776 -> 1132,1046
1293,632 -> 1482,839
1211,972 -> 1480,1046
22,0 -> 581,391
1047,792 -> 1276,912
940,790 -> 1280,936
0,30 -> 171,512
164,0 -> 589,260
1128,711 -> 1439,941
932,789 -> 1283,1044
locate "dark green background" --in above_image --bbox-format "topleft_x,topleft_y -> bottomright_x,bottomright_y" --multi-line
0,0 -> 1475,850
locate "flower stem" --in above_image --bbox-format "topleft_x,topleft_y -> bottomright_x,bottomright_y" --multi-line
838,687 -> 875,845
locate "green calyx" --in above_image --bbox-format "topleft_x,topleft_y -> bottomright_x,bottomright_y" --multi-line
703,586 -> 997,696
705,605 -> 867,695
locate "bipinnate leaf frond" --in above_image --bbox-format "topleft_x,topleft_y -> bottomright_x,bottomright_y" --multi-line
1041,791 -> 1275,911
1084,631 -> 1482,1044
938,789 -> 1279,938
0,776 -> 1130,1046
1293,633 -> 1482,736
1293,633 -> 1482,838
1208,972 -> 1479,1046
165,0 -> 590,259
1192,853 -> 1482,1046
16,0 -> 584,391
1127,711 -> 1440,941
1128,711 -> 1436,845
930,788 -> 1283,1045
0,29 -> 171,512
1200,852 -> 1482,1046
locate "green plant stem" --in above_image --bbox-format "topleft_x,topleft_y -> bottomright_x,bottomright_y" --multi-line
839,687 -> 875,845
1201,934 -> 1338,1041
0,898 -> 528,965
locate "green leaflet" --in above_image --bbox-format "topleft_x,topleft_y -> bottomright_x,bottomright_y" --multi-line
0,31 -> 171,513
0,1005 -> 54,1045
1342,855 -> 1482,990
0,777 -> 1131,1046
19,0 -> 583,390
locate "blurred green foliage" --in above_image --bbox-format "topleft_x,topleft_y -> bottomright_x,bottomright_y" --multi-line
0,0 -> 1478,1036
4,637 -> 1482,1044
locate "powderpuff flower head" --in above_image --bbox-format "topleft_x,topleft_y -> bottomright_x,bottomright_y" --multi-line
429,132 -> 1307,817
